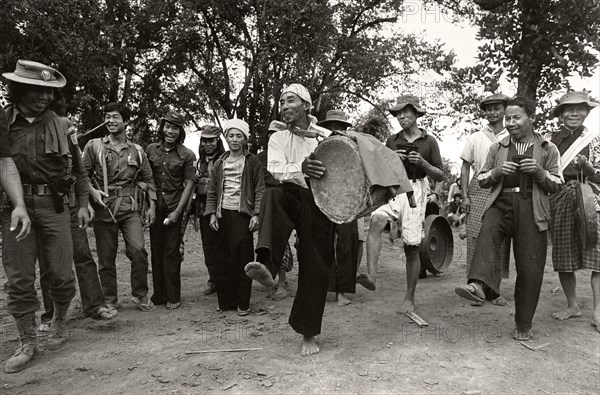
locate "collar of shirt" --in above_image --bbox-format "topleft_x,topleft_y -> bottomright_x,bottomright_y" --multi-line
553,124 -> 586,146
101,135 -> 136,152
393,127 -> 428,142
6,104 -> 47,126
156,141 -> 187,158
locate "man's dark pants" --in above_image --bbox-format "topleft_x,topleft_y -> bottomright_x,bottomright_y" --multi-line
469,193 -> 547,332
1,196 -> 75,318
328,221 -> 358,294
149,202 -> 184,305
40,206 -> 106,321
256,183 -> 335,337
93,210 -> 149,304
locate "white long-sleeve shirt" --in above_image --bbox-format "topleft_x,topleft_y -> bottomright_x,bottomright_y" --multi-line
267,118 -> 331,188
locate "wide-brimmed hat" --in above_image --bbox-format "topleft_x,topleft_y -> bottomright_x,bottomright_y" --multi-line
2,60 -> 66,88
388,95 -> 425,117
268,120 -> 287,133
317,110 -> 352,129
479,93 -> 510,110
553,91 -> 600,117
224,118 -> 250,140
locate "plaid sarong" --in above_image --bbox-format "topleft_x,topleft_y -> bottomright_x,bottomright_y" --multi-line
466,178 -> 511,278
550,185 -> 600,272
281,243 -> 294,272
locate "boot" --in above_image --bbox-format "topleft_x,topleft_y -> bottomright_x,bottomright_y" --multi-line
5,313 -> 38,373
40,301 -> 70,351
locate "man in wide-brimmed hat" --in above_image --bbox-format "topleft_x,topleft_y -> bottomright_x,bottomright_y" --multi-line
1,60 -> 91,372
357,94 -> 444,315
460,93 -> 512,307
547,90 -> 600,331
146,111 -> 196,310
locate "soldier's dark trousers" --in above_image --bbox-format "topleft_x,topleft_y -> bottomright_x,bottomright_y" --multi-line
40,206 -> 106,321
149,205 -> 183,304
93,211 -> 149,304
1,196 -> 75,318
328,221 -> 359,294
256,183 -> 335,337
469,193 -> 547,332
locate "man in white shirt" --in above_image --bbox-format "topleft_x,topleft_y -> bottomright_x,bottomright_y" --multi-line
460,93 -> 511,306
245,84 -> 334,356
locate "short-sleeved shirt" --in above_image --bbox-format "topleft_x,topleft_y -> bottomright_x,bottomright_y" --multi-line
460,125 -> 509,176
146,142 -> 196,212
0,109 -> 11,157
385,128 -> 443,180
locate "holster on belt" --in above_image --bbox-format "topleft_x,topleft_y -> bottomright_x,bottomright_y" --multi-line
48,183 -> 65,213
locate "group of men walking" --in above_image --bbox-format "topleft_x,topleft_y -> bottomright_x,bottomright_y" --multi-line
1,58 -> 598,375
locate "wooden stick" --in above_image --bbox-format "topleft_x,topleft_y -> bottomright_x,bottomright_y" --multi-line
185,348 -> 262,354
406,312 -> 429,327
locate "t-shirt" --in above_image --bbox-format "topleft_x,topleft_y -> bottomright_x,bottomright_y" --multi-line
460,125 -> 508,176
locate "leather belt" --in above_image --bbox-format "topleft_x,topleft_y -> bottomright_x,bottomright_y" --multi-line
22,183 -> 52,196
108,186 -> 135,197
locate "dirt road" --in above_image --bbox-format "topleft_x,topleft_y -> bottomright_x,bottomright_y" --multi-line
1,228 -> 599,394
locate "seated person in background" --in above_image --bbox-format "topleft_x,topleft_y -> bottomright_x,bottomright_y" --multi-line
446,193 -> 465,227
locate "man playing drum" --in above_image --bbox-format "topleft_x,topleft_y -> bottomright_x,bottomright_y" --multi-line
357,94 -> 444,314
548,91 -> 600,331
245,83 -> 335,356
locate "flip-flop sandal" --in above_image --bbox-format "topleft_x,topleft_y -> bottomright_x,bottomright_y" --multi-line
166,302 -> 181,310
455,284 -> 485,303
131,296 -> 156,312
91,307 -> 117,320
470,300 -> 485,307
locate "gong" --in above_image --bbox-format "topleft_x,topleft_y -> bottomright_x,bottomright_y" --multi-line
419,214 -> 453,274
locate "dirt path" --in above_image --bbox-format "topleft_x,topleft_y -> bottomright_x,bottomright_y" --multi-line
1,227 -> 599,394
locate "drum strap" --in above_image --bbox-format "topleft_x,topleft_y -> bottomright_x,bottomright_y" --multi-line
560,127 -> 599,172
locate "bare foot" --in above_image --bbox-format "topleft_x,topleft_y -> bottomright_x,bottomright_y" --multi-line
399,300 -> 415,314
592,308 -> 600,332
272,286 -> 287,301
551,306 -> 581,320
356,273 -> 376,291
301,336 -> 320,356
244,262 -> 276,287
337,293 -> 351,307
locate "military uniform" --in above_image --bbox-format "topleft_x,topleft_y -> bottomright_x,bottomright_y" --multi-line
82,136 -> 156,306
146,141 -> 196,305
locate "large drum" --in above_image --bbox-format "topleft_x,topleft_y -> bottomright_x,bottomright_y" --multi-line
310,135 -> 391,224
419,214 -> 453,274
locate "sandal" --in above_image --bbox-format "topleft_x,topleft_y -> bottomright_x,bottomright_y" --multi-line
455,284 -> 485,303
131,296 -> 156,312
166,302 -> 181,310
513,327 -> 533,341
90,306 -> 117,320
470,300 -> 485,307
